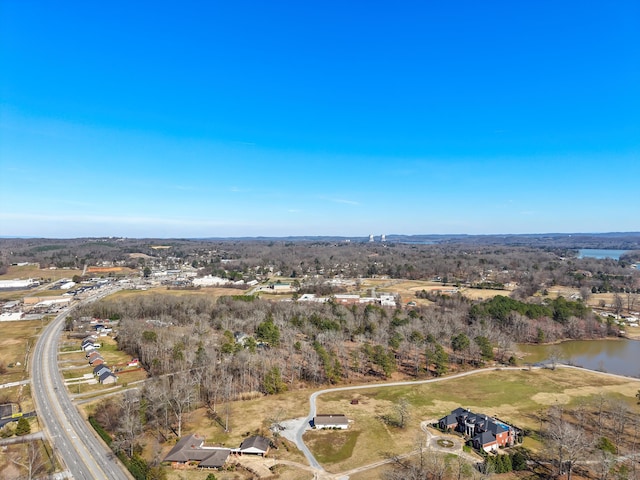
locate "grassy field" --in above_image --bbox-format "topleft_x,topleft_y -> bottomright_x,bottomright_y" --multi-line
304,368 -> 640,472
108,286 -> 244,300
0,319 -> 49,383
2,265 -> 82,281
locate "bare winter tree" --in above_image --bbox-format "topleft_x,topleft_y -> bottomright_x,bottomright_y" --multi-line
544,407 -> 593,480
10,440 -> 48,480
383,446 -> 448,480
113,389 -> 142,457
395,397 -> 411,429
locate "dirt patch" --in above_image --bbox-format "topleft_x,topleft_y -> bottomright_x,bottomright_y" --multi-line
87,267 -> 126,273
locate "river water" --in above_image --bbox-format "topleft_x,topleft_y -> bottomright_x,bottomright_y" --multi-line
518,338 -> 640,378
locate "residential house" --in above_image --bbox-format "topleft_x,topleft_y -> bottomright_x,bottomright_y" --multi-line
438,408 -> 516,453
93,365 -> 110,377
98,371 -> 117,385
86,349 -> 101,360
87,352 -> 103,364
438,407 -> 467,431
163,434 -> 230,468
239,435 -> 270,455
91,357 -> 105,367
313,414 -> 349,429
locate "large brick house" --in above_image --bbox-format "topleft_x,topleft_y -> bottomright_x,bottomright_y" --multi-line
438,407 -> 516,453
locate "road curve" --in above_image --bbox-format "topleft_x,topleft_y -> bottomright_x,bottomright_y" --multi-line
31,291 -> 131,480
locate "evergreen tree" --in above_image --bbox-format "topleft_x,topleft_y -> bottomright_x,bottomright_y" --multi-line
503,453 -> 513,472
263,366 -> 287,394
511,451 -> 527,471
432,344 -> 448,376
15,417 -> 31,436
256,316 -> 280,346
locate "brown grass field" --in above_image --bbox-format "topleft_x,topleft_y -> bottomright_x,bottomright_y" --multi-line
305,368 -> 640,472
109,286 -> 249,300
84,366 -> 640,477
86,266 -> 134,274
1,265 -> 83,281
0,319 -> 49,383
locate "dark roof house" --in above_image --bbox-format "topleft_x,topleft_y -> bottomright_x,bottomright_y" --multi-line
93,365 -> 110,377
163,434 -> 230,467
438,407 -> 517,452
239,435 -> 270,455
98,371 -> 117,384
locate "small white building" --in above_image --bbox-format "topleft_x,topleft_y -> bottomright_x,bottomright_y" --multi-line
313,414 -> 349,429
380,294 -> 397,307
192,275 -> 230,287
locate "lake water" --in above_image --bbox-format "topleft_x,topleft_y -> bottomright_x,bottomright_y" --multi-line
518,338 -> 640,378
578,249 -> 630,260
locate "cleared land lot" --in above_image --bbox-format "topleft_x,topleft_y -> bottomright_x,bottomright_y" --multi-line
1,265 -> 82,281
0,319 -> 49,384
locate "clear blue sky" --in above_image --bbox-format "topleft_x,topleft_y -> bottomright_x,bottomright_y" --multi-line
1,1 -> 639,238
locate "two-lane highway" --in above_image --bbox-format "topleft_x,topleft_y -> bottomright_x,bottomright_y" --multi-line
31,292 -> 131,480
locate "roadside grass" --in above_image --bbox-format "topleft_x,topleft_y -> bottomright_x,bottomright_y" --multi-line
0,439 -> 55,478
0,319 -> 48,382
0,384 -> 34,413
309,368 -> 640,471
349,463 -> 393,480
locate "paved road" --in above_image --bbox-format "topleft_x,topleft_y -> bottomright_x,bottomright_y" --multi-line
31,291 -> 131,480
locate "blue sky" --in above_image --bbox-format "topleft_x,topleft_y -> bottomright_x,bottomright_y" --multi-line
1,1 -> 639,238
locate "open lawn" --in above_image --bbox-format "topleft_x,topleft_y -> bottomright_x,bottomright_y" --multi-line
306,368 -> 640,472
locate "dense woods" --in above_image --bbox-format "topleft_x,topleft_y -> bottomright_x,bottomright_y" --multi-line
75,288 -> 610,417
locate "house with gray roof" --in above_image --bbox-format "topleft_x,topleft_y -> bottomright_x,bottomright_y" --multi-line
98,371 -> 117,385
163,434 -> 230,468
313,414 -> 349,429
93,365 -> 110,377
239,435 -> 270,455
438,408 -> 517,453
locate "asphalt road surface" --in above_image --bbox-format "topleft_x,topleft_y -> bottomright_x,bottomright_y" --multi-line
31,292 -> 130,480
